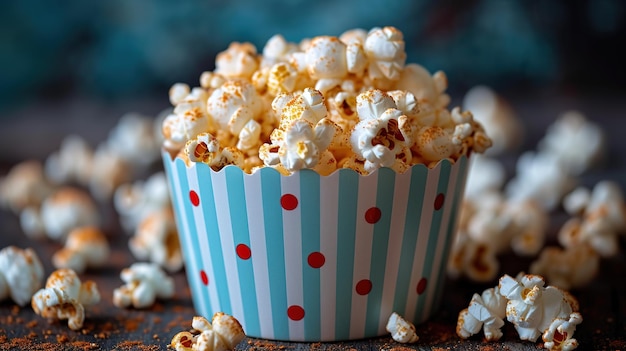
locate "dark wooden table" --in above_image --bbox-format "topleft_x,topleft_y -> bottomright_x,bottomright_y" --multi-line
1,93 -> 625,350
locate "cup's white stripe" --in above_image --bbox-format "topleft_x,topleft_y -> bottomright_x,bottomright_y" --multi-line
349,171 -> 379,339
210,171 -> 246,329
281,174 -> 304,340
243,173 -> 274,339
377,171 -> 411,333
404,165 -> 441,322
319,174 -> 339,341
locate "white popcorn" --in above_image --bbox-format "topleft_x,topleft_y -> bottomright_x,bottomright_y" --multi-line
170,313 -> 245,351
129,207 -> 183,272
89,144 -> 132,201
364,26 -> 406,85
505,151 -> 576,211
0,246 -> 44,307
114,172 -> 171,233
530,245 -> 599,290
280,88 -> 329,128
447,229 -> 500,283
105,112 -> 161,169
393,64 -> 450,123
457,286 -> 507,341
261,34 -> 299,68
267,62 -> 299,95
499,274 -> 573,342
52,226 -> 110,274
413,126 -> 458,164
306,36 -> 348,92
200,71 -> 226,90
162,99 -> 211,153
215,42 -> 259,79
386,312 -> 419,343
44,135 -> 93,186
462,85 -> 523,156
184,133 -> 246,171
505,199 -> 548,256
542,312 -> 582,351
538,111 -> 605,176
113,262 -> 174,309
0,161 -> 54,214
170,83 -> 191,106
339,28 -> 368,45
39,187 -> 100,242
31,268 -> 100,330
562,187 -> 591,216
278,118 -> 336,172
19,206 -> 47,239
465,190 -> 512,253
207,79 -> 264,149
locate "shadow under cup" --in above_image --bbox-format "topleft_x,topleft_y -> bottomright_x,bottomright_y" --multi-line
162,150 -> 469,342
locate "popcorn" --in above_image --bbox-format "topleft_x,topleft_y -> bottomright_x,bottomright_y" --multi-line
457,286 -> 507,341
498,274 -> 574,342
464,154 -> 506,201
170,313 -> 245,351
44,135 -> 93,185
89,144 -> 133,201
38,187 -> 100,242
386,312 -> 419,343
542,312 -> 582,351
129,207 -> 183,272
162,26 -> 491,175
52,226 -> 110,274
0,246 -> 44,306
31,268 -> 100,330
447,226 -> 500,283
0,161 -> 53,214
504,199 -> 548,256
462,85 -> 523,156
537,110 -> 605,176
113,262 -> 174,309
114,171 -> 171,233
530,245 -> 599,291
105,112 -> 162,170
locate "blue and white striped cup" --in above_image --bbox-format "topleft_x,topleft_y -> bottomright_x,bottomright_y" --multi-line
162,150 -> 469,342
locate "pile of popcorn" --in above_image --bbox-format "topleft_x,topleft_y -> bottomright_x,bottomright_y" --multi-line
162,26 -> 491,175
457,273 -> 583,351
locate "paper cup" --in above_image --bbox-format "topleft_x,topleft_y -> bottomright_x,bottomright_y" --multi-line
162,150 -> 469,342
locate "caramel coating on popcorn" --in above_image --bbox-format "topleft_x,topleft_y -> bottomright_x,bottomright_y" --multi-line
162,26 -> 491,175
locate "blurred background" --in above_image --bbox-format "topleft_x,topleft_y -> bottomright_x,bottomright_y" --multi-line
0,0 -> 625,162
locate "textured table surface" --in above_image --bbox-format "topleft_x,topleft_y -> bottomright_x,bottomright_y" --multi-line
1,93 -> 625,350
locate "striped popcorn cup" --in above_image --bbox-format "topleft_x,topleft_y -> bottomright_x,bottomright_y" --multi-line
162,150 -> 469,342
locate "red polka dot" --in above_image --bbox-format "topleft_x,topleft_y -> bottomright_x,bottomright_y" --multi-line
416,277 -> 428,295
364,207 -> 381,224
434,193 -> 445,210
355,279 -> 373,295
307,252 -> 325,268
236,244 -> 251,260
287,305 -> 305,321
189,190 -> 200,206
200,270 -> 209,286
281,194 -> 298,210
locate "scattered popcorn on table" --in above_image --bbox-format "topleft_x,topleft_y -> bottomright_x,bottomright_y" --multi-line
530,244 -> 600,291
498,273 -> 575,342
31,268 -> 100,330
89,144 -> 132,201
114,171 -> 171,233
129,207 -> 183,272
457,286 -> 507,341
37,187 -> 100,242
386,312 -> 419,343
0,246 -> 45,307
44,135 -> 94,186
447,223 -> 500,283
537,110 -> 605,176
462,85 -> 523,156
0,161 -> 54,215
105,112 -> 162,172
52,226 -> 110,273
113,262 -> 174,309
162,26 -> 492,176
542,312 -> 582,351
170,313 -> 245,351
464,154 -> 506,201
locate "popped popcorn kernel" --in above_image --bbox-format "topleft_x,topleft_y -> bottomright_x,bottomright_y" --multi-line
386,312 -> 419,343
170,313 -> 245,351
0,246 -> 45,307
113,262 -> 174,309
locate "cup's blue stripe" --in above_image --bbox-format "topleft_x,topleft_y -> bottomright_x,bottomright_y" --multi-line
299,170 -> 321,341
260,168 -> 290,340
414,161 -> 452,320
392,166 -> 428,316
334,170 -> 359,340
364,168 -> 396,336
174,160 -> 207,315
225,167 -> 261,337
433,157 -> 469,309
195,164 -> 231,317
